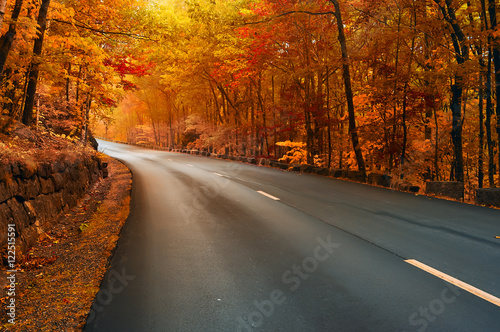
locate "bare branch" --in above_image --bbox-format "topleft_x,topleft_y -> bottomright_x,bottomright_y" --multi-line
52,18 -> 154,41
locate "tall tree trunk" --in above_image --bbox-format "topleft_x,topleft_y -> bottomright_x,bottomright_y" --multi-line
488,0 -> 500,186
256,74 -> 269,156
476,0 -> 490,188
81,93 -> 91,143
449,79 -> 464,182
22,0 -> 51,126
0,0 -> 23,77
330,0 -> 366,176
434,106 -> 440,180
305,75 -> 314,164
434,0 -> 468,183
485,40 -> 495,186
402,2 -> 418,168
391,6 -> 402,171
479,60 -> 485,188
326,66 -> 332,168
66,62 -> 71,102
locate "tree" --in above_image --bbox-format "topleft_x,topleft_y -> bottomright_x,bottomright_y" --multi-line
22,0 -> 51,126
0,0 -> 23,77
432,0 -> 470,182
330,0 -> 366,177
89,0 -> 499,193
488,0 -> 500,186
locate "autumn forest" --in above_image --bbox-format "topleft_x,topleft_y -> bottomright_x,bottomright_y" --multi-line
2,0 -> 500,195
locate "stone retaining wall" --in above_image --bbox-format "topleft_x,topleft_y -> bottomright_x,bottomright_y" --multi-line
475,188 -> 500,208
425,181 -> 464,201
0,154 -> 106,262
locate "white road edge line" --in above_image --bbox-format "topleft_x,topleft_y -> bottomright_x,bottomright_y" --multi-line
213,172 -> 225,177
257,191 -> 280,201
168,159 -> 173,161
405,259 -> 500,308
186,164 -> 194,167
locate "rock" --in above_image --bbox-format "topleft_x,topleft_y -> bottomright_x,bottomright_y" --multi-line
5,178 -> 17,197
71,158 -> 84,170
0,182 -> 10,203
19,161 -> 37,179
40,177 -> 55,194
23,200 -> 37,223
0,221 -> 6,249
51,172 -> 66,191
425,181 -> 464,200
64,192 -> 78,209
329,169 -> 343,178
291,164 -> 301,172
19,225 -> 38,255
13,123 -> 37,142
51,161 -> 65,174
270,161 -> 287,169
16,178 -> 39,199
259,158 -> 269,166
6,198 -> 30,230
37,162 -> 52,178
314,167 -> 329,175
347,170 -> 366,183
52,191 -> 64,211
33,195 -> 49,223
14,178 -> 25,197
367,173 -> 391,187
44,194 -> 58,219
396,182 -> 411,191
102,166 -> 109,178
475,188 -> 500,207
409,186 -> 420,193
0,164 -> 11,180
300,164 -> 314,173
11,162 -> 21,177
0,202 -> 14,224
278,163 -> 289,170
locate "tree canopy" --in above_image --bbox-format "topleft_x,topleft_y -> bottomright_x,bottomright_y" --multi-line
2,0 -> 500,193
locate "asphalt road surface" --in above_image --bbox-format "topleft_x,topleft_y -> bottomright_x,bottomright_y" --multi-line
85,140 -> 500,332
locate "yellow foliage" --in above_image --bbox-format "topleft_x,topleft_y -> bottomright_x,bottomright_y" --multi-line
277,141 -> 307,164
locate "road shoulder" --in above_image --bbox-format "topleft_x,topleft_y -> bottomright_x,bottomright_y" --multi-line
1,156 -> 132,331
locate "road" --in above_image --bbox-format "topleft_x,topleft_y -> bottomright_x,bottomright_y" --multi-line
85,140 -> 500,331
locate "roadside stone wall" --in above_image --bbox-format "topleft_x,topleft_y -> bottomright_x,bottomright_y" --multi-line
425,181 -> 464,201
0,154 -> 106,263
475,188 -> 500,208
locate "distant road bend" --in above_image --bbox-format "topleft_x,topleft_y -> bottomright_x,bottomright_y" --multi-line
86,140 -> 500,331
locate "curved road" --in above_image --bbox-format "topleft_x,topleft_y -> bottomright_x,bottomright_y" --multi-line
85,140 -> 500,331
